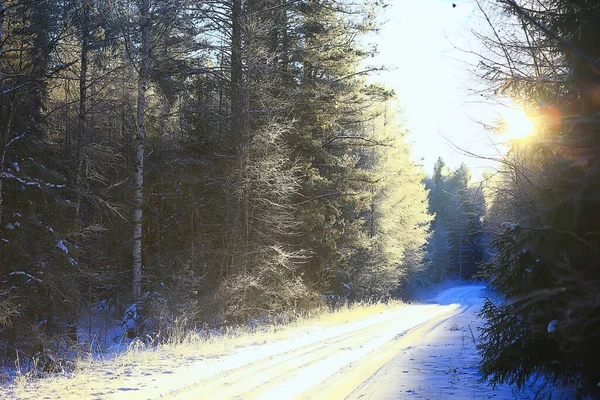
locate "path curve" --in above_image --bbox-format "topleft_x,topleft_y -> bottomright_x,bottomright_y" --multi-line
159,285 -> 485,399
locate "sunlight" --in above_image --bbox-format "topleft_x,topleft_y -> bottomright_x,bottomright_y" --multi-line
500,108 -> 535,140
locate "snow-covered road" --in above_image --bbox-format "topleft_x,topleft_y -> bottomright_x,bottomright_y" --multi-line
147,284 -> 512,399
5,284 -> 516,399
346,285 -> 517,400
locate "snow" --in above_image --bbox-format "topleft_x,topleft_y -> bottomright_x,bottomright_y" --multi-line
0,284 -> 567,399
56,240 -> 68,254
92,299 -> 115,312
254,305 -> 459,400
9,271 -> 42,283
0,172 -> 66,189
349,285 -> 516,399
122,303 -> 139,331
502,222 -> 519,230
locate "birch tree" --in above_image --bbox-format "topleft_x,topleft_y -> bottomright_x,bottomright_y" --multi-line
132,0 -> 150,299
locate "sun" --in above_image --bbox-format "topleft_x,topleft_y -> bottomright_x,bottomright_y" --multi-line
500,108 -> 535,140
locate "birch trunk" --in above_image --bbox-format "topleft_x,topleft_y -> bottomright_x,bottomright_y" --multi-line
132,0 -> 150,299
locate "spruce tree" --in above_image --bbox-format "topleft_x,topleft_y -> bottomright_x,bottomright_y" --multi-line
476,0 -> 600,396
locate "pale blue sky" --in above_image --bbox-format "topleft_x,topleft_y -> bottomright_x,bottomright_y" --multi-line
368,0 -> 505,180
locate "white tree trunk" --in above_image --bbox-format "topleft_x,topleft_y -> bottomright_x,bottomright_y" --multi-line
132,0 -> 150,299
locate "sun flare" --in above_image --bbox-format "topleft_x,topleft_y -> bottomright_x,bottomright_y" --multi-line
500,108 -> 535,140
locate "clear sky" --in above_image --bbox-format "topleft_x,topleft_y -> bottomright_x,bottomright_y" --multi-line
368,0 -> 505,180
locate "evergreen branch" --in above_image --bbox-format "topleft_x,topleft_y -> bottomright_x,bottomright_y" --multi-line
330,67 -> 384,84
249,0 -> 304,16
499,0 -> 600,75
322,135 -> 389,147
295,192 -> 344,205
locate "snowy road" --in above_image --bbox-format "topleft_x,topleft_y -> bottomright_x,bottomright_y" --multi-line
5,284 -> 518,399
346,285 -> 516,400
145,284 -> 511,400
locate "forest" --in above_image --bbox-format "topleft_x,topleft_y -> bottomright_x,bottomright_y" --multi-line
1,0 -> 600,397
0,0 -> 435,357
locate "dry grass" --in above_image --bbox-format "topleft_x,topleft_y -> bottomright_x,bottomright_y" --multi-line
1,299 -> 406,399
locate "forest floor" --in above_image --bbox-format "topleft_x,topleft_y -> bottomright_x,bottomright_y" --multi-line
2,284 -> 541,399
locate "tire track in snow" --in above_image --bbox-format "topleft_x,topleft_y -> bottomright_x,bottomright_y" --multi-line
159,305 -> 445,399
236,306 -> 458,400
156,286 -> 483,400
280,305 -> 463,400
335,305 -> 472,400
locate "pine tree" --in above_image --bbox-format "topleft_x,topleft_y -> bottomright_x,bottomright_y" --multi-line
0,0 -> 85,352
425,160 -> 484,282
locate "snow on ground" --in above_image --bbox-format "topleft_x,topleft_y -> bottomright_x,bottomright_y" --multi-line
347,285 -> 520,399
1,284 -> 545,399
100,303 -> 457,399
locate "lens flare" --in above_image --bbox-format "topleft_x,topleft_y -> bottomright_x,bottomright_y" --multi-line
501,108 -> 535,140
